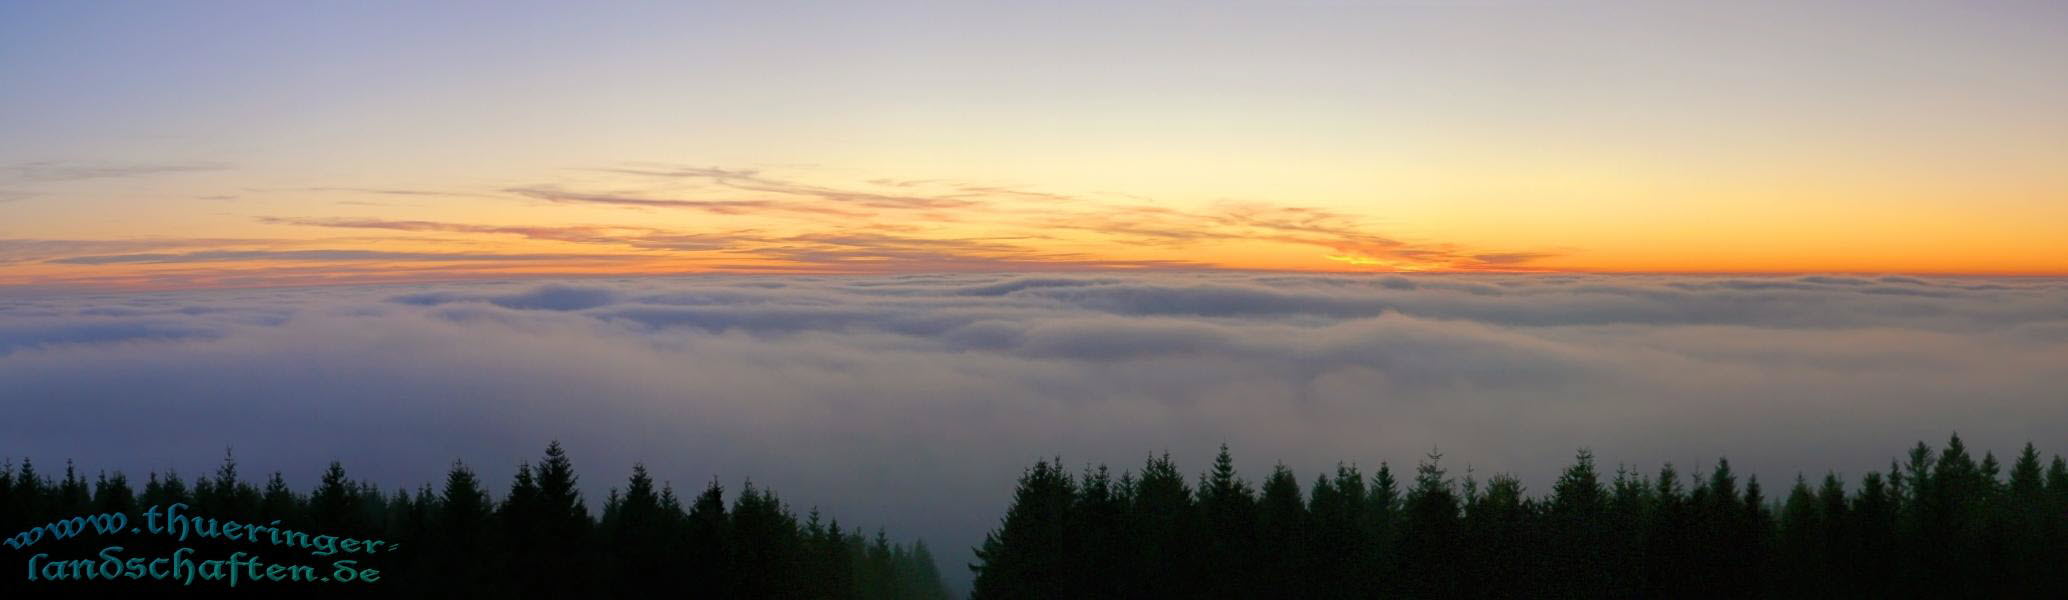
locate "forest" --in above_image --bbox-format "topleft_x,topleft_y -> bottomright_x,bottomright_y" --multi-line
0,442 -> 951,599
9,435 -> 2068,598
972,435 -> 2068,598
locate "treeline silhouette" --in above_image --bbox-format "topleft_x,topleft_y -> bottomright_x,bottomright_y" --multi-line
973,435 -> 2068,599
0,442 -> 950,599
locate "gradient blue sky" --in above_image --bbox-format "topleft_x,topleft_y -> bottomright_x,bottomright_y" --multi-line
5,1 -> 2067,290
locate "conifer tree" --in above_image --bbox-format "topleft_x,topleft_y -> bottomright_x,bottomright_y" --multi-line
1741,475 -> 1775,595
259,471 -> 301,523
0,461 -> 16,542
16,458 -> 48,519
1778,475 -> 1826,594
971,458 -> 1076,599
1199,444 -> 1257,595
1195,445 -> 1258,599
1462,473 -> 1531,597
1546,449 -> 1609,597
1306,462 -> 1370,596
2046,456 -> 2068,594
1128,452 -> 1199,598
1641,462 -> 1688,596
1254,464 -> 1308,598
54,461 -> 89,514
729,481 -> 803,598
1397,451 -> 1460,597
1071,463 -> 1127,599
1850,470 -> 1899,596
604,463 -> 678,595
903,540 -> 953,600
517,442 -> 596,596
92,470 -> 135,515
536,441 -> 591,538
685,478 -> 734,597
197,448 -> 260,517
1814,473 -> 1850,590
0,461 -> 14,597
429,461 -> 494,595
308,461 -> 363,533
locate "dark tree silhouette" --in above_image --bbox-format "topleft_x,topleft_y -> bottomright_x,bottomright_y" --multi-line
1194,446 -> 1258,598
971,458 -> 1076,600
1255,464 -> 1309,599
970,436 -> 2068,599
0,442 -> 946,598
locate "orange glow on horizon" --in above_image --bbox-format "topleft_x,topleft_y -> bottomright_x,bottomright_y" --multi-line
3,163 -> 2063,293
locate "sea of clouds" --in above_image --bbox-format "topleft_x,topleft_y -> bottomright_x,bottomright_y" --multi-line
5,272 -> 2067,586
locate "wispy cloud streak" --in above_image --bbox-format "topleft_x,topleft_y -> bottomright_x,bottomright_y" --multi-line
51,249 -> 639,265
3,161 -> 230,182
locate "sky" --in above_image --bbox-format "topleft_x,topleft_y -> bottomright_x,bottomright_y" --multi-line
4,1 -> 2067,293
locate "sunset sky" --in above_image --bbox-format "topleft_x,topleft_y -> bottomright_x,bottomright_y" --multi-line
4,1 -> 2066,291
8,5 -> 2068,592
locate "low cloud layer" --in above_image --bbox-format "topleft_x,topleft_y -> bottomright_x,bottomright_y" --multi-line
4,272 -> 2067,588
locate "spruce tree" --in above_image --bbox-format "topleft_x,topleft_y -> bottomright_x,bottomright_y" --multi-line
259,471 -> 301,523
1851,470 -> 1899,596
971,459 -> 1076,599
1307,462 -> 1369,596
1071,464 -> 1127,599
525,442 -> 596,596
92,470 -> 135,515
686,478 -> 734,597
1641,463 -> 1688,597
1128,452 -> 1199,598
729,481 -> 804,598
1398,451 -> 1461,597
1462,473 -> 1532,597
308,461 -> 363,533
1195,445 -> 1258,599
54,461 -> 90,515
1546,449 -> 1609,597
432,461 -> 494,595
604,463 -> 678,595
1255,464 -> 1308,599
1778,475 -> 1826,594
